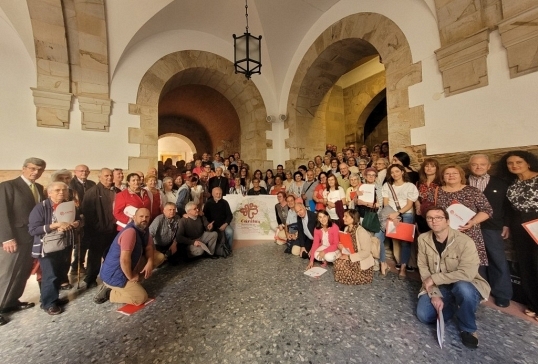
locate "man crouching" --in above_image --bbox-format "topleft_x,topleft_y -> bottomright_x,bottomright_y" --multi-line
416,207 -> 491,349
94,208 -> 164,305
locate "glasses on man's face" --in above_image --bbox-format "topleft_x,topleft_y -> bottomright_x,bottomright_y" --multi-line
426,216 -> 445,222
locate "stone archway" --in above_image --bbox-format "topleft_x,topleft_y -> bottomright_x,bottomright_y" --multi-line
286,12 -> 423,167
127,51 -> 269,172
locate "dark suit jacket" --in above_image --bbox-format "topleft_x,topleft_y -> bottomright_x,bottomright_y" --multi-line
0,177 -> 44,244
208,176 -> 229,196
468,175 -> 510,231
296,210 -> 317,248
69,177 -> 96,203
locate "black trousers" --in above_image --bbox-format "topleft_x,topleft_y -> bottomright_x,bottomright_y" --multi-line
511,221 -> 538,312
84,232 -> 117,285
480,229 -> 512,301
39,249 -> 71,309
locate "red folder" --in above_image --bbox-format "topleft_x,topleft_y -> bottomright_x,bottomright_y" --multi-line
116,298 -> 155,316
385,221 -> 416,242
339,231 -> 355,253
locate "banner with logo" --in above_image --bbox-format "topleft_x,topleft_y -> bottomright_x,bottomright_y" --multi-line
224,195 -> 278,240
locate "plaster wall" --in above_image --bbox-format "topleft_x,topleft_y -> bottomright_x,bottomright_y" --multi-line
158,135 -> 195,163
410,30 -> 538,155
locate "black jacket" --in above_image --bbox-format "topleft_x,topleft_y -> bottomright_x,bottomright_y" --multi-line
468,176 -> 511,231
81,183 -> 116,235
296,210 -> 317,248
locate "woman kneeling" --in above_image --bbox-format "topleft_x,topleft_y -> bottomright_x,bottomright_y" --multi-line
334,210 -> 374,285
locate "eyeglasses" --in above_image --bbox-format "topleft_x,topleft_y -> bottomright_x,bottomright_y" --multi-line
366,173 -> 377,177
426,216 -> 445,222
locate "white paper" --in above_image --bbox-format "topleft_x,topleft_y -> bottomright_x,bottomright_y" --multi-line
386,220 -> 398,235
55,201 -> 76,223
198,242 -> 213,255
437,310 -> 445,349
304,267 -> 327,278
358,184 -> 375,203
123,205 -> 138,219
522,219 -> 538,244
446,203 -> 476,230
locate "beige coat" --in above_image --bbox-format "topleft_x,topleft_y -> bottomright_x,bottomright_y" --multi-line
417,228 -> 491,300
347,225 -> 373,262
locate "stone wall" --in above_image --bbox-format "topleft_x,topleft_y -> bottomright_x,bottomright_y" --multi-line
343,71 -> 386,144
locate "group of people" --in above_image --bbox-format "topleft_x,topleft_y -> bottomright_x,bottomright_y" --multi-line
0,158 -> 235,322
1,146 -> 538,350
263,144 -> 538,349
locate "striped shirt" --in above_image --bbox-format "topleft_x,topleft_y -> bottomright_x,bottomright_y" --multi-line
468,174 -> 490,192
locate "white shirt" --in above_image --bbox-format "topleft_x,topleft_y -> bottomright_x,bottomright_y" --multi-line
382,182 -> 419,212
324,187 -> 345,220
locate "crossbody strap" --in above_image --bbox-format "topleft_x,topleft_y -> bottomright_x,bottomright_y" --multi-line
388,184 -> 402,211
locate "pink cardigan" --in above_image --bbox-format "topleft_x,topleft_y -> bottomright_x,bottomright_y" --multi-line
309,224 -> 340,263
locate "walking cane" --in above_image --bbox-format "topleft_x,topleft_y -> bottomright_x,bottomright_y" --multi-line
76,236 -> 81,290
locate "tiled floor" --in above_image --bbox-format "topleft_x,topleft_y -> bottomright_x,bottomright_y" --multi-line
1,242 -> 537,364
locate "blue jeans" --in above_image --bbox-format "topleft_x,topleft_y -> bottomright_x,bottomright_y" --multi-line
224,225 -> 234,249
375,230 -> 386,263
481,229 -> 512,301
399,213 -> 414,266
416,281 -> 482,333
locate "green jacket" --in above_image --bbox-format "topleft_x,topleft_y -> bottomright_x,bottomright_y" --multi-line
417,228 -> 491,300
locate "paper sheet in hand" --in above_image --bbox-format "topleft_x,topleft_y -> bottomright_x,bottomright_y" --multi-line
199,242 -> 213,255
116,298 -> 155,316
437,310 -> 445,348
304,267 -> 327,278
446,203 -> 476,230
358,184 -> 375,203
55,201 -> 76,223
522,219 -> 538,245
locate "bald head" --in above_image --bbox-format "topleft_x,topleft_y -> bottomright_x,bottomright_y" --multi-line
133,208 -> 151,230
74,164 -> 90,181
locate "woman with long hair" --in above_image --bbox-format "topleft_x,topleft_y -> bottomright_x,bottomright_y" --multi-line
392,151 -> 419,184
306,210 -> 341,270
382,164 -> 419,279
324,174 -> 346,228
264,169 -> 275,190
415,158 -> 442,233
499,151 -> 538,319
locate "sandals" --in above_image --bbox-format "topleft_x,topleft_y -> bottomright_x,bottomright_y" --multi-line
524,309 -> 536,318
60,283 -> 73,290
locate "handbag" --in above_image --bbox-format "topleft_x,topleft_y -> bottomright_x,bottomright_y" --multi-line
41,230 -> 71,254
361,211 -> 381,232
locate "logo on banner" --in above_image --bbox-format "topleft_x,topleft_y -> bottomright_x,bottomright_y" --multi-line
240,202 -> 259,220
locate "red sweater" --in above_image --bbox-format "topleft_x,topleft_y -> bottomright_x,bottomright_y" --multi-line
113,189 -> 152,231
309,224 -> 340,263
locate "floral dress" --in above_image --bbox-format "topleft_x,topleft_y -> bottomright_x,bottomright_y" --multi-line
436,185 -> 493,266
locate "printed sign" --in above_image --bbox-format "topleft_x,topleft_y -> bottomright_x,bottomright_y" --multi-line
224,195 -> 278,240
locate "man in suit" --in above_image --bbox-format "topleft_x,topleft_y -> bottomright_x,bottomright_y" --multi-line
468,154 -> 513,307
0,157 -> 46,325
69,164 -> 96,275
208,167 -> 229,196
293,203 -> 317,258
